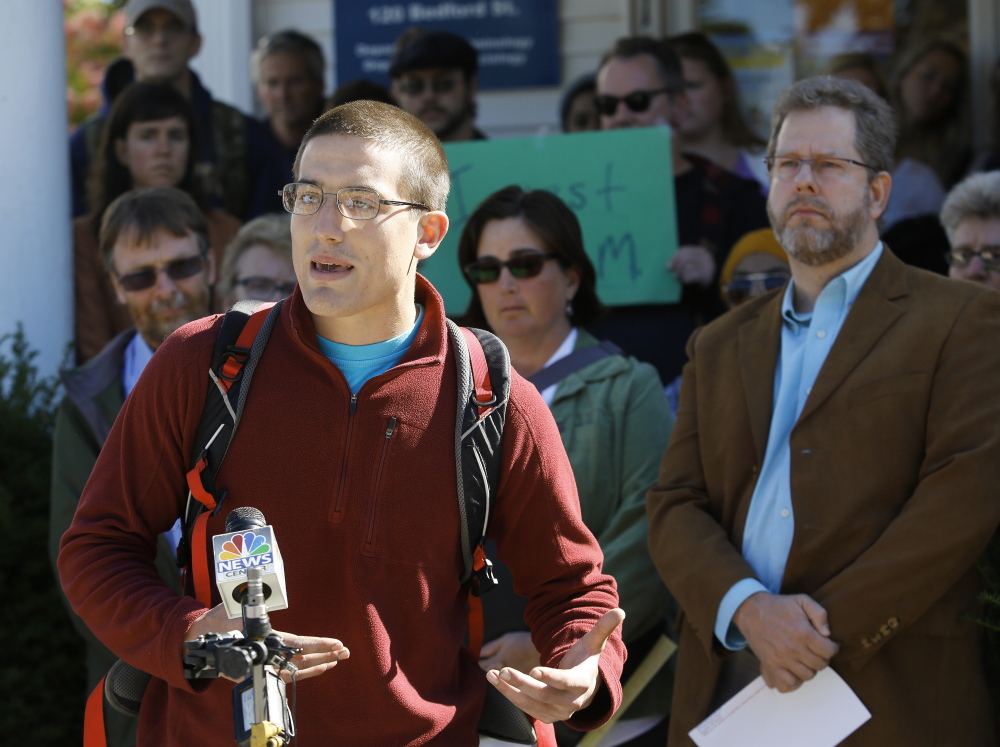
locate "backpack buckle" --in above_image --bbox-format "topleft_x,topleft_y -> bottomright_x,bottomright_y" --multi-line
471,556 -> 498,597
218,346 -> 252,383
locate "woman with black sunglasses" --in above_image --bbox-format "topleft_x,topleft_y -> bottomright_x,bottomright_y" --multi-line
458,186 -> 677,747
73,81 -> 242,364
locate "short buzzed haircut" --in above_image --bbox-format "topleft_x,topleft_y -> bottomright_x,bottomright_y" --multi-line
598,37 -> 684,98
99,187 -> 208,271
767,76 -> 896,177
939,171 -> 1000,243
293,100 -> 450,212
251,30 -> 325,86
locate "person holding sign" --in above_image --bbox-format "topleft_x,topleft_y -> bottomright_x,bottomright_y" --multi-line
459,186 -> 677,746
590,36 -> 768,384
646,76 -> 1000,746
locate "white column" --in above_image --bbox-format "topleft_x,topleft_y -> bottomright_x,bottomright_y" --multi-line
969,0 -> 1000,155
189,0 -> 254,113
0,4 -> 72,378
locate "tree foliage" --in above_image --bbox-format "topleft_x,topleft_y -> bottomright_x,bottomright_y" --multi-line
0,326 -> 85,741
65,0 -> 125,130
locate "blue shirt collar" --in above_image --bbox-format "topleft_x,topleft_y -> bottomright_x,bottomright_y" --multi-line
122,330 -> 155,397
781,241 -> 883,327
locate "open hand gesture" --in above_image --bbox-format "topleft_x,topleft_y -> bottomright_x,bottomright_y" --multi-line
486,608 -> 625,724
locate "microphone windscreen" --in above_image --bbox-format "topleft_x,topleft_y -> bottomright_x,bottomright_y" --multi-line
226,506 -> 267,533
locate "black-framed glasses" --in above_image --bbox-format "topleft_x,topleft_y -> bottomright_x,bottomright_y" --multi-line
234,276 -> 297,299
723,272 -> 790,307
463,253 -> 562,284
593,88 -> 672,116
395,75 -> 460,96
764,156 -> 879,182
116,254 -> 207,292
281,183 -> 429,219
945,246 -> 1000,272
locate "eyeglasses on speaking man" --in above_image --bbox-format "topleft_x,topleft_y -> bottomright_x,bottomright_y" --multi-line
281,183 -> 429,220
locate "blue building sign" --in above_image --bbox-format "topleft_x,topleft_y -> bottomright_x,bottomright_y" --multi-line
334,0 -> 560,89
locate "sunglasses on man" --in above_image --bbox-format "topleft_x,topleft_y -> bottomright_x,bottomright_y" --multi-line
463,252 -> 563,285
395,76 -> 460,97
115,254 -> 207,293
593,88 -> 672,117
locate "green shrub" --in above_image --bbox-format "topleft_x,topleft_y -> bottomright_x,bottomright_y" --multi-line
977,533 -> 1000,736
0,326 -> 85,741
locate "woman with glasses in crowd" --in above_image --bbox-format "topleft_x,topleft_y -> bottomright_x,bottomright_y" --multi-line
218,214 -> 297,309
666,32 -> 769,193
73,81 -> 242,363
458,186 -> 676,747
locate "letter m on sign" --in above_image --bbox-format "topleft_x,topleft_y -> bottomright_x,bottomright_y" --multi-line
597,233 -> 642,281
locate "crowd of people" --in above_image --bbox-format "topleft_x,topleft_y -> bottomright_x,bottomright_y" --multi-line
51,1 -> 1000,746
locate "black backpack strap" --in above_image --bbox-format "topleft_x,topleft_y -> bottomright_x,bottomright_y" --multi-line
524,339 -> 623,393
446,324 -> 542,746
446,321 -> 510,590
177,299 -> 282,604
98,300 -> 283,729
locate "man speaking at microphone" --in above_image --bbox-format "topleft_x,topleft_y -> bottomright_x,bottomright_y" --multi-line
59,100 -> 626,746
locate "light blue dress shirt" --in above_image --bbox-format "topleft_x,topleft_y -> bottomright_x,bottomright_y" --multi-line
122,331 -> 154,397
317,305 -> 425,393
122,330 -> 186,550
714,243 -> 884,649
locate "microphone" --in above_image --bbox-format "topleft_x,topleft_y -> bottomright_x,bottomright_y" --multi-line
212,507 -> 289,619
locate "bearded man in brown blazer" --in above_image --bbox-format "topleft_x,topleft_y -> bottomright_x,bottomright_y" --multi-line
647,76 -> 1000,746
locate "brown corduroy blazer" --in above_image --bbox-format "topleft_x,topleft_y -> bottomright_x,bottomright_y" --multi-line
648,247 -> 1000,747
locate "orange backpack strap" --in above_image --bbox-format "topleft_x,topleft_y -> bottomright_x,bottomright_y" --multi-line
460,327 -> 496,420
467,545 -> 492,660
177,301 -> 281,589
534,721 -> 557,747
216,301 -> 273,393
83,675 -> 107,747
190,512 -> 213,607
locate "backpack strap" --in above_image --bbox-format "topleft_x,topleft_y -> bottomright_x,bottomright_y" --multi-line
177,300 -> 282,604
524,339 -> 622,393
83,675 -> 106,747
448,322 -> 551,745
446,321 -> 510,595
92,301 -> 284,746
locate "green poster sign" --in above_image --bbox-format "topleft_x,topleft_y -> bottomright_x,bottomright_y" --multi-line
418,127 -> 679,315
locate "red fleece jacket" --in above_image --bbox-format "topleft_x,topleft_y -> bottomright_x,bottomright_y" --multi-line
59,276 -> 624,746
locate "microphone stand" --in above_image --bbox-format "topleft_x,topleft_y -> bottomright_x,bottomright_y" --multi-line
184,567 -> 299,746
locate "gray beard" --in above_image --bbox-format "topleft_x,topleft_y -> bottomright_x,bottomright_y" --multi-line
769,194 -> 870,267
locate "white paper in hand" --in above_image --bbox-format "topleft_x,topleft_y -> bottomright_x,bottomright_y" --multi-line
689,667 -> 871,747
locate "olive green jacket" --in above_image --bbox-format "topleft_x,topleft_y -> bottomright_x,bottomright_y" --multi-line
49,330 -> 181,695
549,330 -> 675,640
549,329 -> 677,725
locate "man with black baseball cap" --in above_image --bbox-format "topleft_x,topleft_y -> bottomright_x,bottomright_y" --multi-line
389,28 -> 486,142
